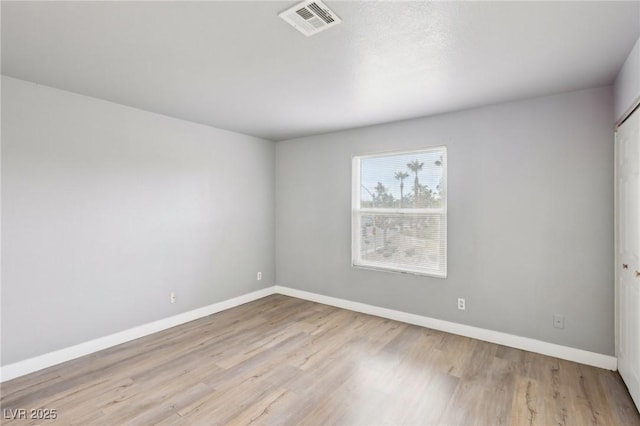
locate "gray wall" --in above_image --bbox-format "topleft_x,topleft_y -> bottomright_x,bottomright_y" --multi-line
614,36 -> 640,123
1,76 -> 275,365
276,86 -> 615,355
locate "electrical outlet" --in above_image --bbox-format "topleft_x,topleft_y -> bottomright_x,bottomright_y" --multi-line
457,298 -> 466,310
257,272 -> 262,281
553,314 -> 565,329
170,292 -> 176,304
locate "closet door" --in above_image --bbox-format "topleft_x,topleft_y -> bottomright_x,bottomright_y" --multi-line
616,105 -> 640,410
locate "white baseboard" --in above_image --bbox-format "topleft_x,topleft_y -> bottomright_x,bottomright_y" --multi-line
275,286 -> 618,371
0,286 -> 276,382
1,284 -> 617,382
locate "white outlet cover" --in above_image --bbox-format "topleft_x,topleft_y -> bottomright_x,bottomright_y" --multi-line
553,314 -> 565,329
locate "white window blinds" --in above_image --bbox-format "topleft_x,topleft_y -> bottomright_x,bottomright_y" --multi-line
352,147 -> 447,278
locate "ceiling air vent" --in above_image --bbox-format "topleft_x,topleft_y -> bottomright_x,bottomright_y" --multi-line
279,0 -> 342,37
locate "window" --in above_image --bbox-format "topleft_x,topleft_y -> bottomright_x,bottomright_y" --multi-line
352,147 -> 447,278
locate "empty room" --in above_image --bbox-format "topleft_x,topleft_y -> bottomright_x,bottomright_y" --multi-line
1,1 -> 640,424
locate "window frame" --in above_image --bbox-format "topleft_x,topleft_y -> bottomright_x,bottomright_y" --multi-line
351,146 -> 447,278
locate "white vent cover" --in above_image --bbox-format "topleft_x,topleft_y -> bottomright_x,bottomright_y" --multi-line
279,0 -> 342,37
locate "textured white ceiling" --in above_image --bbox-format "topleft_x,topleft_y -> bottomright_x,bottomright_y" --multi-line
2,1 -> 639,141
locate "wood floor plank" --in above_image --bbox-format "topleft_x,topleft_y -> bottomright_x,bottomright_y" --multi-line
510,376 -> 546,426
1,295 -> 638,425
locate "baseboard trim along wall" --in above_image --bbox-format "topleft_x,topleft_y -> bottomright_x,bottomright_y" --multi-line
0,287 -> 276,382
275,286 -> 618,371
0,285 -> 617,382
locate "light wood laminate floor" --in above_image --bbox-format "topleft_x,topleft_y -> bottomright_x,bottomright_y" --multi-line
1,295 -> 639,425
